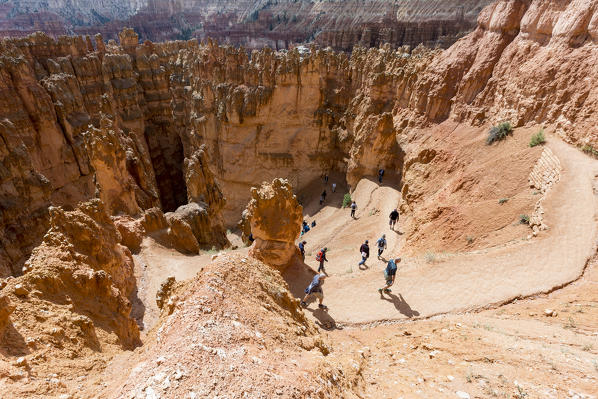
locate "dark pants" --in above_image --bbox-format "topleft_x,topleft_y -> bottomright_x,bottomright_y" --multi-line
378,175 -> 383,183
318,261 -> 325,272
378,248 -> 384,256
351,209 -> 355,218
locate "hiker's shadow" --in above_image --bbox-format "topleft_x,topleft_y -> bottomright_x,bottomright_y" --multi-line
392,229 -> 404,235
381,292 -> 420,318
305,304 -> 341,331
358,263 -> 369,270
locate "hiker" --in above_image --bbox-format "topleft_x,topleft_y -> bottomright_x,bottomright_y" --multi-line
298,240 -> 307,260
320,190 -> 327,205
389,208 -> 399,230
324,174 -> 329,184
301,273 -> 327,310
301,221 -> 310,235
350,200 -> 357,218
332,183 -> 337,193
378,168 -> 385,183
311,220 -> 316,228
316,247 -> 328,273
376,234 -> 387,258
379,257 -> 401,295
248,233 -> 254,243
358,240 -> 370,267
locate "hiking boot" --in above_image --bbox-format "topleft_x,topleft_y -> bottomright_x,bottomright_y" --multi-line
378,288 -> 383,294
318,304 -> 328,310
300,301 -> 307,308
384,288 -> 392,293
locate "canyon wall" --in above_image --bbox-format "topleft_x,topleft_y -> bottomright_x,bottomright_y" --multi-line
2,0 -> 598,275
0,0 -> 492,51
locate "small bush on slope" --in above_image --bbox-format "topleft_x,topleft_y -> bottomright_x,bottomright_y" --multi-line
342,193 -> 352,208
486,122 -> 513,145
529,129 -> 546,147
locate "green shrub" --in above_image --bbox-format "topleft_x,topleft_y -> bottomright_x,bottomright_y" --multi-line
582,144 -> 598,158
529,129 -> 546,147
342,193 -> 352,208
486,122 -> 513,145
520,214 -> 530,225
498,198 -> 509,205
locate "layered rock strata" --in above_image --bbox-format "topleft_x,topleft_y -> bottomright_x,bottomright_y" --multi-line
2,0 -> 598,274
0,1 -> 492,51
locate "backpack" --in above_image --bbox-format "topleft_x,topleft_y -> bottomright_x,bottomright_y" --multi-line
316,250 -> 324,262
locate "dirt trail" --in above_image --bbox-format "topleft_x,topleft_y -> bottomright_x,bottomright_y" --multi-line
298,137 -> 598,325
131,136 -> 598,330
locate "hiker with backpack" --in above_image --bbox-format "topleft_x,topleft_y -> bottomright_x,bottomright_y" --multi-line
298,240 -> 307,260
358,240 -> 370,267
320,190 -> 327,205
376,234 -> 387,258
332,183 -> 337,193
350,200 -> 357,218
301,273 -> 327,310
389,208 -> 399,230
379,257 -> 401,295
378,168 -> 385,183
316,247 -> 328,273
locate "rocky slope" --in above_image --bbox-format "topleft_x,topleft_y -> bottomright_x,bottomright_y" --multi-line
0,0 -> 492,50
96,254 -> 364,399
0,200 -> 140,397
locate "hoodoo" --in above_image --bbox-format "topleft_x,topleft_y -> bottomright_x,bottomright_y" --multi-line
246,178 -> 303,270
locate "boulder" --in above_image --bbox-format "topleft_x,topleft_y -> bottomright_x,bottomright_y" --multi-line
246,179 -> 302,270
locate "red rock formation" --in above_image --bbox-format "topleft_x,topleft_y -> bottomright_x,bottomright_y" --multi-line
0,1 -> 491,51
247,178 -> 303,270
1,199 -> 141,366
2,0 -> 598,274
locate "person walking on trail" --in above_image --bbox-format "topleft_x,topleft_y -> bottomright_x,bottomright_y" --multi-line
378,168 -> 385,183
301,221 -> 310,235
332,183 -> 337,193
358,240 -> 370,267
316,247 -> 328,273
301,273 -> 327,310
324,174 -> 329,184
350,200 -> 357,218
320,190 -> 327,205
376,234 -> 387,258
389,208 -> 399,230
298,240 -> 307,260
379,257 -> 401,295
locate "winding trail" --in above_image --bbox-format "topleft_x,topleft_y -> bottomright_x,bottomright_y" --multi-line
297,138 -> 598,326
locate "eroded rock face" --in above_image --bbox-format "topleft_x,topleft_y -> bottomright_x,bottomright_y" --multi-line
0,199 -> 140,368
0,1 -> 491,51
2,0 -> 598,274
83,116 -> 141,216
246,179 -> 302,270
